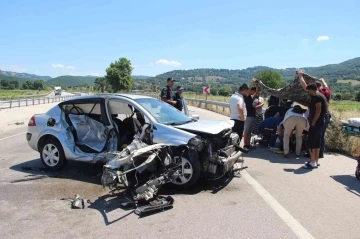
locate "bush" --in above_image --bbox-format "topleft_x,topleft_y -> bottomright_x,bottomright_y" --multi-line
356,91 -> 360,102
326,120 -> 351,153
333,93 -> 342,101
326,117 -> 360,156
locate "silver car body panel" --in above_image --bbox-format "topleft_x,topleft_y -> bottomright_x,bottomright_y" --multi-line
174,120 -> 235,135
26,94 -> 231,164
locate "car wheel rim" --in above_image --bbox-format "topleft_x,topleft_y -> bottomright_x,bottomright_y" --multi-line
171,156 -> 193,185
42,144 -> 60,167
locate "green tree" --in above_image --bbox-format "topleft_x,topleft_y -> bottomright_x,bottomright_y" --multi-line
255,70 -> 284,89
8,84 -> 16,90
94,77 -> 107,92
356,91 -> 360,102
9,80 -> 19,89
1,80 -> 9,88
33,80 -> 45,90
22,80 -> 34,90
333,93 -> 342,101
105,57 -> 133,92
218,86 -> 232,96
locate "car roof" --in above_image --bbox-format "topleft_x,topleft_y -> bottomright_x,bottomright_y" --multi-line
63,93 -> 154,102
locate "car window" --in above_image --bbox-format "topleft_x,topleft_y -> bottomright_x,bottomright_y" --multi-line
135,98 -> 191,125
108,99 -> 150,124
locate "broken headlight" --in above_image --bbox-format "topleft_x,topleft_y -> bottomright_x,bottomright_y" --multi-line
188,137 -> 203,151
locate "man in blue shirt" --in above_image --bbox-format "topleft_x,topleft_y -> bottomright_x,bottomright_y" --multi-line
257,110 -> 286,145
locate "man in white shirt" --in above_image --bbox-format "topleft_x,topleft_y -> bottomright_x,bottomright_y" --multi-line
229,84 -> 249,148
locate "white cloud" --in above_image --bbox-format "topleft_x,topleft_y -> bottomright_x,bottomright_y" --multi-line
52,64 -> 75,69
68,72 -> 78,76
89,73 -> 99,76
155,59 -> 182,67
316,36 -> 330,41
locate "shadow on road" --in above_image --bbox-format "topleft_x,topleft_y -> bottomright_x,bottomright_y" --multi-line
10,157 -> 241,225
245,146 -> 307,165
283,167 -> 314,174
9,158 -> 104,185
87,190 -> 135,225
330,175 -> 360,197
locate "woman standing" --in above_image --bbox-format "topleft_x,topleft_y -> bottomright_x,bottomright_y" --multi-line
252,90 -> 265,135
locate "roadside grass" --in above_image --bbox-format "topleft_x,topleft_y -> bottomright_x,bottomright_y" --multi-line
0,90 -> 50,100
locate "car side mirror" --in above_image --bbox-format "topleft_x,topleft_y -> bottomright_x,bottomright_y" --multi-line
190,114 -> 200,121
47,118 -> 56,127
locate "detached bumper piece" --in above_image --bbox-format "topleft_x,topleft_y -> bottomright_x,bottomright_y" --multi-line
219,146 -> 247,174
134,196 -> 174,216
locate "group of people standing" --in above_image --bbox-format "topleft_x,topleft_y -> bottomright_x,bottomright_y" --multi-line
229,72 -> 331,170
229,82 -> 265,151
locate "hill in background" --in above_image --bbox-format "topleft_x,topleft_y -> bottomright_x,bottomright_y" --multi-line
134,57 -> 360,93
0,70 -> 52,80
1,57 -> 360,93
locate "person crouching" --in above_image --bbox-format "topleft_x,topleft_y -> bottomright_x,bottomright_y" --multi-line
279,105 -> 309,158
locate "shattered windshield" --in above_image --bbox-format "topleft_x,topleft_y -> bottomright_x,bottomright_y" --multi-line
135,98 -> 191,125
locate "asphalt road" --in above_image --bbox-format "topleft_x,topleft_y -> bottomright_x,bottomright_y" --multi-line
0,106 -> 359,239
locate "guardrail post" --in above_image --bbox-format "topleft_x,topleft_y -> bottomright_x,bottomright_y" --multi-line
33,98 -> 34,106
10,100 -> 12,108
38,98 -> 40,105
18,98 -> 20,107
48,98 -> 49,103
43,98 -> 45,104
26,98 -> 28,107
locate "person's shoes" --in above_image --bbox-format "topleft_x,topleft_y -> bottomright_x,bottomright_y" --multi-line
304,153 -> 311,158
284,154 -> 289,158
319,155 -> 324,159
295,154 -> 301,158
306,161 -> 320,166
303,161 -> 318,169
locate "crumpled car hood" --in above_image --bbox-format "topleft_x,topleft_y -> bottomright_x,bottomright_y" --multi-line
174,120 -> 234,135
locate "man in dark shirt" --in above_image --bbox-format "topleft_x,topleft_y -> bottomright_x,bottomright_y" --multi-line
303,83 -> 328,169
243,86 -> 257,149
298,71 -> 331,159
160,77 -> 177,106
173,85 -> 184,111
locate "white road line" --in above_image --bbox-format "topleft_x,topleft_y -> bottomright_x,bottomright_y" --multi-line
242,170 -> 315,239
0,132 -> 26,141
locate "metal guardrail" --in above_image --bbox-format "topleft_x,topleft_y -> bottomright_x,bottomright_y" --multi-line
0,95 -> 75,110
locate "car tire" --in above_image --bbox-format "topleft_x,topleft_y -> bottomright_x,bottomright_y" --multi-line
40,138 -> 66,171
170,151 -> 201,189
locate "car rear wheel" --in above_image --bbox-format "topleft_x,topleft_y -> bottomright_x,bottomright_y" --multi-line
40,139 -> 66,171
170,153 -> 200,189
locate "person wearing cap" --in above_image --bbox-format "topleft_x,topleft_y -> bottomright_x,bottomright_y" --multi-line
160,77 -> 177,106
229,84 -> 249,149
279,105 -> 309,158
173,85 -> 184,111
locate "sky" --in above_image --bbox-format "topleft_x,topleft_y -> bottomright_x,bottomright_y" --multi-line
0,0 -> 359,78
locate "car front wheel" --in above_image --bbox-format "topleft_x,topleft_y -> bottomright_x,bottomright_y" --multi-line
170,153 -> 200,189
40,139 -> 66,171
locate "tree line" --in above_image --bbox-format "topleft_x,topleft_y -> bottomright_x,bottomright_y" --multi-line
0,79 -> 46,90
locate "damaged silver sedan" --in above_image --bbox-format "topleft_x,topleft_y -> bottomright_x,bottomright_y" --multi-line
26,94 -> 247,188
